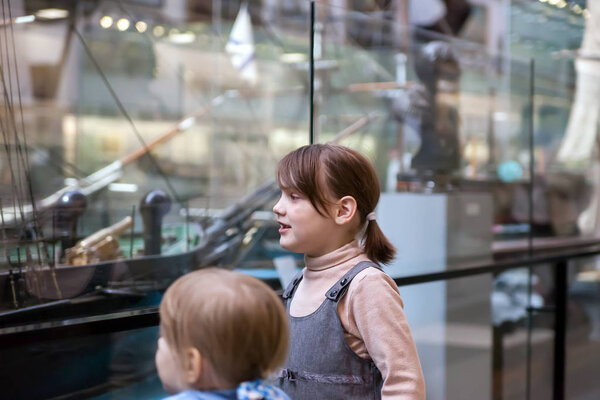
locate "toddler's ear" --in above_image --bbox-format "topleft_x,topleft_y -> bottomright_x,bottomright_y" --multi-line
334,195 -> 357,225
184,347 -> 203,385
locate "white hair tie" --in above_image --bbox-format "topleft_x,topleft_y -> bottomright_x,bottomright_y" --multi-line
366,212 -> 376,222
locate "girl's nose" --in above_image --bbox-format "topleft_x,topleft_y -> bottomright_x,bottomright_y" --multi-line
273,196 -> 284,215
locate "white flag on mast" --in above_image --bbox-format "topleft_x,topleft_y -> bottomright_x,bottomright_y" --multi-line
225,2 -> 257,85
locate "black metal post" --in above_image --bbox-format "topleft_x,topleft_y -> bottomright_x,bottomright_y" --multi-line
492,323 -> 503,400
140,190 -> 171,256
309,1 -> 315,144
185,201 -> 190,252
553,259 -> 567,400
129,205 -> 136,258
525,58 -> 535,400
527,58 -> 535,256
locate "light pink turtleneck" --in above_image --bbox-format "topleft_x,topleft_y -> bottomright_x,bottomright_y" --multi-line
290,240 -> 426,400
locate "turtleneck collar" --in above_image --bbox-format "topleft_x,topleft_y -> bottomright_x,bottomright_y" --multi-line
304,239 -> 365,271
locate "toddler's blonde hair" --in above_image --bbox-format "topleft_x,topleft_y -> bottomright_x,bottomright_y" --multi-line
159,268 -> 289,388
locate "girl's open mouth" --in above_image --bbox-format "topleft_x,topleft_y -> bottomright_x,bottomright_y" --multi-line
278,222 -> 291,233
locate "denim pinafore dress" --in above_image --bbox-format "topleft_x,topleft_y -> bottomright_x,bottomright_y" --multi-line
278,261 -> 383,399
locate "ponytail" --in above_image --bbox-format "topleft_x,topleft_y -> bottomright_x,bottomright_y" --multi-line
364,220 -> 396,265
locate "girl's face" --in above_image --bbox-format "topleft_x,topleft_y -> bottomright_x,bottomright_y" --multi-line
155,336 -> 186,394
273,188 -> 343,257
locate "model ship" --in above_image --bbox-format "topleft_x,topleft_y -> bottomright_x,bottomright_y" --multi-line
0,153 -> 280,326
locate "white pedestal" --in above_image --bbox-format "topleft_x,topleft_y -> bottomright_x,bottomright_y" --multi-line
377,192 -> 493,400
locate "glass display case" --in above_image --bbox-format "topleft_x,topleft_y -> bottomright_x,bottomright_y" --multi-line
1,1 -> 310,398
309,4 -> 533,399
0,1 -> 599,400
0,0 -> 311,326
311,2 -> 536,269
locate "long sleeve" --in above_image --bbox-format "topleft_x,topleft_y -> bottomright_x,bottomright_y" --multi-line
339,270 -> 426,399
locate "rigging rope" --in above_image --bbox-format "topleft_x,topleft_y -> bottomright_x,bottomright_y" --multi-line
5,0 -> 52,276
73,28 -> 182,204
0,0 -> 60,300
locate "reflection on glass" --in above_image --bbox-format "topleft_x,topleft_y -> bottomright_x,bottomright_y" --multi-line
0,1 -> 312,398
309,3 -> 535,283
0,1 -> 310,329
0,1 -> 598,399
567,256 -> 600,399
1,325 -> 164,399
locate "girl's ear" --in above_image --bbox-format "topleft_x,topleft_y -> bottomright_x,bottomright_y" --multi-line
334,196 -> 357,225
183,347 -> 203,385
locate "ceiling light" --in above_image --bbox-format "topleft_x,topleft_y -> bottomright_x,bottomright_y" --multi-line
117,18 -> 130,31
35,8 -> 68,20
15,15 -> 35,24
169,31 -> 196,44
280,53 -> 307,63
153,25 -> 165,37
135,21 -> 147,33
100,16 -> 113,29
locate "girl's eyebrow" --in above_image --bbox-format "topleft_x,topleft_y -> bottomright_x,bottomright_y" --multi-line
282,188 -> 305,199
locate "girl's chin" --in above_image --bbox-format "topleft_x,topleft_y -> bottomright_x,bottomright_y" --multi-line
280,240 -> 301,253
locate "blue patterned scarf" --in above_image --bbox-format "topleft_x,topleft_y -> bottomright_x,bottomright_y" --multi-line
236,380 -> 287,400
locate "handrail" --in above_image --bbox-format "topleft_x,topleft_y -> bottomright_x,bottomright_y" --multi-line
395,240 -> 600,286
0,307 -> 159,348
1,237 -> 600,348
2,239 -> 598,400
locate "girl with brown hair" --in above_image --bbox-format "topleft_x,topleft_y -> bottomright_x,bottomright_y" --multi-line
274,144 -> 425,399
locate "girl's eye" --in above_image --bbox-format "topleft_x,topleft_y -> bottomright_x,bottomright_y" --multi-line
290,193 -> 300,200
